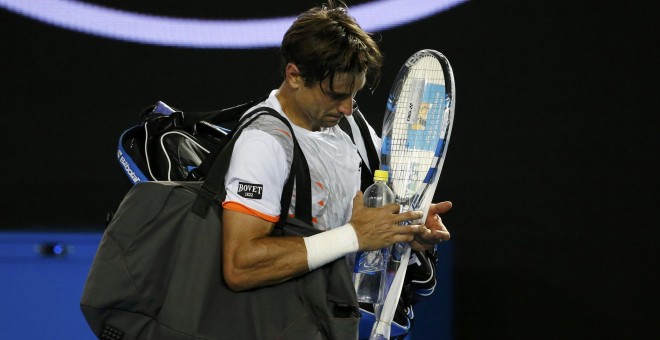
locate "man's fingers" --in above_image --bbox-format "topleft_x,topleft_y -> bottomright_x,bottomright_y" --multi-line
383,202 -> 401,214
397,210 -> 423,223
392,226 -> 417,243
353,191 -> 364,206
431,201 -> 453,214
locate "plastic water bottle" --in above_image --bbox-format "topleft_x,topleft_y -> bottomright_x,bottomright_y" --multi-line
353,170 -> 395,304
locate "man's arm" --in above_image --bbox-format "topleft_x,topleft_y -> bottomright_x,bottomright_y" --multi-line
222,209 -> 308,291
222,192 -> 425,292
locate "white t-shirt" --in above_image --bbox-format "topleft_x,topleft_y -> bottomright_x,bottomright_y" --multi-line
343,112 -> 382,172
223,90 -> 362,231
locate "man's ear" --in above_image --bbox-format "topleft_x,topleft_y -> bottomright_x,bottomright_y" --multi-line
284,63 -> 303,89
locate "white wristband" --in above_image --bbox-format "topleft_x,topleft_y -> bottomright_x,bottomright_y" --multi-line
303,223 -> 359,271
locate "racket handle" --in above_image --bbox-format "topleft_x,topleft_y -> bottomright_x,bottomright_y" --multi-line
370,245 -> 411,340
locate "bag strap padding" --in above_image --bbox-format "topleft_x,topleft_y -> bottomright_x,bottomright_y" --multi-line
192,107 -> 313,229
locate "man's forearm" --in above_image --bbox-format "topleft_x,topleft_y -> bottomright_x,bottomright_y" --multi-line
223,234 -> 310,291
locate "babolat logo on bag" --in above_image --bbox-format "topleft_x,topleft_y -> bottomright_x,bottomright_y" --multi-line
117,150 -> 141,184
238,182 -> 263,199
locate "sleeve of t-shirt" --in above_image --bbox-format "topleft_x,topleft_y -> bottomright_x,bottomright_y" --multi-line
222,129 -> 290,222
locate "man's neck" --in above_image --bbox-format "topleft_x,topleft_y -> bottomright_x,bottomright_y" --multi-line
275,85 -> 316,131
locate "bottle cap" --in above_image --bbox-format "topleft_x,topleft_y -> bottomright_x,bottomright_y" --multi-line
373,170 -> 388,181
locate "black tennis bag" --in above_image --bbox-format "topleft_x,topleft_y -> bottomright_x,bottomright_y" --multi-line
82,109 -> 360,340
117,97 -> 265,184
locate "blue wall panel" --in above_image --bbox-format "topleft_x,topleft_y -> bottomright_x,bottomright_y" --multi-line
0,231 -> 452,339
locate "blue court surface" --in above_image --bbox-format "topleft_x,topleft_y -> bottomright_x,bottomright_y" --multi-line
0,230 -> 452,339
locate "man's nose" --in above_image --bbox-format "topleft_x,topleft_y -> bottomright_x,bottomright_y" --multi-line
337,97 -> 353,115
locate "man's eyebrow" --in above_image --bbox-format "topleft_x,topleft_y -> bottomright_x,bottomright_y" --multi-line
331,90 -> 352,97
337,82 -> 366,97
326,88 -> 358,100
326,75 -> 365,98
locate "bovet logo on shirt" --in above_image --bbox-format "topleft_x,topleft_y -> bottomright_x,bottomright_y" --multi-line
238,182 -> 263,199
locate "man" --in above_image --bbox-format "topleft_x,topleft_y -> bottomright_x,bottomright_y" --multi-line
221,0 -> 451,336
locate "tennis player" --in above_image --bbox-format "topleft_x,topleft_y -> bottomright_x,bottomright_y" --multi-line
221,1 -> 451,338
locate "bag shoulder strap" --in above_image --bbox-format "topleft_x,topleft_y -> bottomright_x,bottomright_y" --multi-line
339,102 -> 381,191
139,95 -> 268,131
178,95 -> 268,128
193,107 -> 312,228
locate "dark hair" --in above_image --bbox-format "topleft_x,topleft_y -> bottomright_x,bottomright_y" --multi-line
280,1 -> 383,94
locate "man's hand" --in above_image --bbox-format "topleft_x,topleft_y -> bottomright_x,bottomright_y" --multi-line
410,201 -> 452,251
349,191 -> 424,251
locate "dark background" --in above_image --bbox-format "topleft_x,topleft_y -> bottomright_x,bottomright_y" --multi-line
1,0 -> 657,339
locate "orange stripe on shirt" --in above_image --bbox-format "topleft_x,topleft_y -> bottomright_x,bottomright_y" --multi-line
222,201 -> 280,223
275,129 -> 291,138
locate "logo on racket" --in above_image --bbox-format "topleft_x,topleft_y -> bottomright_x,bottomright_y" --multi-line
406,79 -> 426,124
405,50 -> 428,67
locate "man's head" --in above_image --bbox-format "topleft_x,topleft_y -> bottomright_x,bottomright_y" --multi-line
280,1 -> 383,96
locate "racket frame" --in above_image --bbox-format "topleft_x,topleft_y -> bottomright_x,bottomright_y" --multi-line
370,49 -> 456,340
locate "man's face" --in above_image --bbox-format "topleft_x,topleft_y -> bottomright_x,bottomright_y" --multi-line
295,71 -> 366,131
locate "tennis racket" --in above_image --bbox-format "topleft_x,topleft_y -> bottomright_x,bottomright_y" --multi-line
371,49 -> 455,339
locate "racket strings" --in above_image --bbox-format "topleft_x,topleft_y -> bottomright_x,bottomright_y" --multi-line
388,56 -> 446,209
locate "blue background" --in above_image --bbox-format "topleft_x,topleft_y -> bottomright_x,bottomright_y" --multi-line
0,231 -> 452,339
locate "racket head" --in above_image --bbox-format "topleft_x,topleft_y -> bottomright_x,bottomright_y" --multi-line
380,49 -> 456,213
